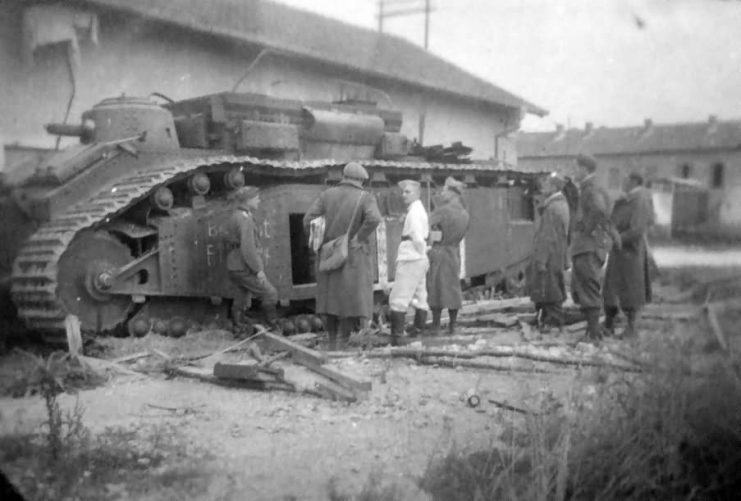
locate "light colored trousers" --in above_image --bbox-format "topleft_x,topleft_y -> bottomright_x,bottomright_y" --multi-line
389,258 -> 429,312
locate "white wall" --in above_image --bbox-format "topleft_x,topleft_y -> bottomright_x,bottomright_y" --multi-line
1,5 -> 516,163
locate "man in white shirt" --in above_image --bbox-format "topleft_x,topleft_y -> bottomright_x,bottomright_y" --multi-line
388,179 -> 429,345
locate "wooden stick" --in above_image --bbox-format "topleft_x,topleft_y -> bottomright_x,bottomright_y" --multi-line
488,398 -> 537,415
421,356 -> 558,374
331,346 -> 641,372
112,351 -> 150,364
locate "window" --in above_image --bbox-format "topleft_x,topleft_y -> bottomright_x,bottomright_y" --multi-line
608,167 -> 621,189
679,163 -> 692,179
712,163 -> 725,188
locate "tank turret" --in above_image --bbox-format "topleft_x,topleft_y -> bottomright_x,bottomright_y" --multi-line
45,96 -> 180,152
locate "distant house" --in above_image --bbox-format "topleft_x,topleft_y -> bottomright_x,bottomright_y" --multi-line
517,117 -> 741,232
1,0 -> 546,169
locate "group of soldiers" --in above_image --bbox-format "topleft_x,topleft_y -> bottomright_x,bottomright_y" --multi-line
225,153 -> 653,349
225,162 -> 469,349
527,154 -> 655,342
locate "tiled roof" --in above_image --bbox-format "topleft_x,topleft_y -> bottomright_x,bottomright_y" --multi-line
518,119 -> 741,157
81,0 -> 546,115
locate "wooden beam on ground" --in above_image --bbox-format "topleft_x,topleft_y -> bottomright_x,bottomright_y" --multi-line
314,380 -> 358,402
261,331 -> 327,366
174,365 -> 290,391
457,297 -> 534,319
704,302 -> 728,351
421,356 -> 557,374
112,351 -> 150,364
213,362 -> 260,380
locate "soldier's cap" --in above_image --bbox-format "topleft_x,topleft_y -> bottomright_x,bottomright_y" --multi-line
398,179 -> 421,190
546,172 -> 567,189
343,162 -> 369,181
576,153 -> 598,172
444,176 -> 465,195
231,185 -> 260,201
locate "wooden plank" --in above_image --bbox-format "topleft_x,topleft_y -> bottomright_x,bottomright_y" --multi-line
298,361 -> 372,392
65,314 -> 82,358
458,297 -> 534,318
174,366 -> 285,389
213,362 -> 260,380
112,351 -> 150,363
314,380 -> 358,402
261,331 -> 327,366
705,302 -> 728,351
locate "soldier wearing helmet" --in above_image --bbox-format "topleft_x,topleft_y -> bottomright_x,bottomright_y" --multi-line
226,186 -> 279,329
304,162 -> 382,350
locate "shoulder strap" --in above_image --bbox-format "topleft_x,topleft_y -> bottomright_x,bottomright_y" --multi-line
345,191 -> 366,237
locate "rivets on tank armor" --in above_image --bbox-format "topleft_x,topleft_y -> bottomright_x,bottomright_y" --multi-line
152,187 -> 174,210
223,169 -> 245,189
188,173 -> 211,195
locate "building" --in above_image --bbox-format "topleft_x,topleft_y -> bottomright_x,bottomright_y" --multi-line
1,0 -> 546,169
517,117 -> 741,233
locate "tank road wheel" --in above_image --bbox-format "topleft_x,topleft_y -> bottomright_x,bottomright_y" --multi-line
56,231 -> 134,333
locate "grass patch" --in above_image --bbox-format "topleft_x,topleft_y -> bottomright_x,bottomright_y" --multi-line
0,351 -> 213,500
0,418 -> 212,501
327,470 -> 403,501
420,330 -> 741,501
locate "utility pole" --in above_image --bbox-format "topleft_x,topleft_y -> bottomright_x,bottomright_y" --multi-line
376,0 -> 434,49
376,0 -> 435,144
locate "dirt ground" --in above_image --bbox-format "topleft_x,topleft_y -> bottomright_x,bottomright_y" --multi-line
1,244 -> 740,501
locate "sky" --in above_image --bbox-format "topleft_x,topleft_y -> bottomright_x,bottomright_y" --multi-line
273,0 -> 741,132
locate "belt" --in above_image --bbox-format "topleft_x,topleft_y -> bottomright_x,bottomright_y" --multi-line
226,242 -> 239,250
401,235 -> 411,241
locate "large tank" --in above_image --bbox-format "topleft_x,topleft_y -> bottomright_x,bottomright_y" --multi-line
0,91 -> 541,338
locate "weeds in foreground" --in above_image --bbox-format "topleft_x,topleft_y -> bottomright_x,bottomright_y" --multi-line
1,352 -> 212,500
421,332 -> 741,501
327,470 -> 402,501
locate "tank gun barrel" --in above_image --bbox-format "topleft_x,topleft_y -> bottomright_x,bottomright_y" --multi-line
45,122 -> 95,142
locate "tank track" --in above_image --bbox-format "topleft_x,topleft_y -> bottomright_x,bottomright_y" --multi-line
11,155 -> 521,332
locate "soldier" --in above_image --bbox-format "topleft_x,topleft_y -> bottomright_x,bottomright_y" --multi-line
388,179 -> 429,345
427,176 -> 470,335
527,173 -> 570,331
304,163 -> 382,350
226,186 -> 279,329
562,175 -> 579,246
603,172 -> 653,338
570,154 -> 617,342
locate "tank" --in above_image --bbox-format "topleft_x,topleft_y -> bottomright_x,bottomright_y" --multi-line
0,91 -> 541,339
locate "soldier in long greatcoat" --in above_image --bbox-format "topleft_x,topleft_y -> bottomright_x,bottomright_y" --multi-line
570,154 -> 618,342
603,172 -> 654,338
527,173 -> 570,331
304,163 -> 382,350
427,177 -> 470,335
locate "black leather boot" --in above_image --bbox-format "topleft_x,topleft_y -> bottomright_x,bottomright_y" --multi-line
262,303 -> 280,330
410,309 -> 427,337
623,308 -> 637,339
324,314 -> 339,351
603,306 -> 619,336
390,310 -> 406,346
584,308 -> 603,343
448,309 -> 459,335
431,309 -> 442,336
337,317 -> 355,350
